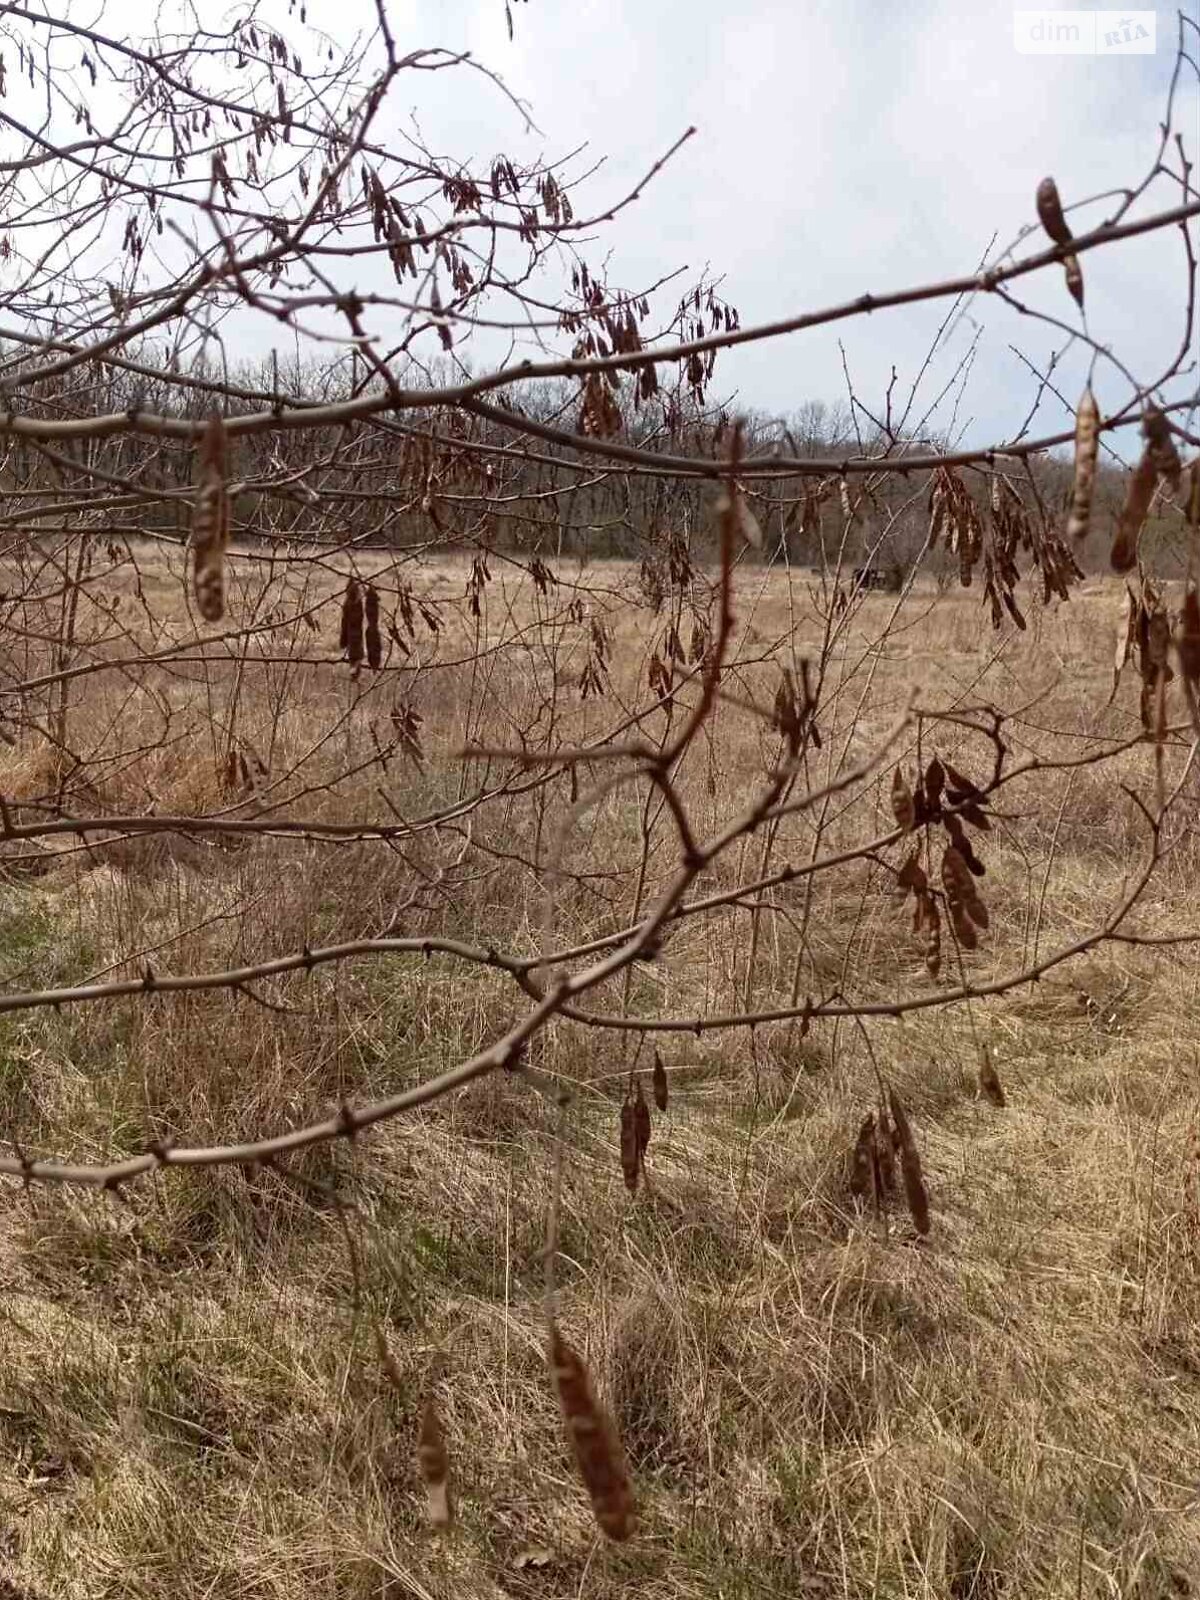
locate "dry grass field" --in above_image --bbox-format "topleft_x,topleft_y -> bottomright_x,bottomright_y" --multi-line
2,544 -> 1200,1599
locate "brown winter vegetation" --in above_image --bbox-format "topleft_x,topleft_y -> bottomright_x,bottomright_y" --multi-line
2,550 -> 1200,1597
2,1 -> 1200,1595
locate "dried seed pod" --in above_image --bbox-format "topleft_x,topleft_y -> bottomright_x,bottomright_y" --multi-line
1066,386 -> 1099,541
1113,586 -> 1137,694
944,814 -> 987,880
1144,607 -> 1172,679
191,411 -> 230,622
1063,253 -> 1084,309
774,671 -> 801,748
733,490 -> 764,552
1036,177 -> 1073,246
1137,678 -> 1159,734
717,486 -> 763,551
340,579 -> 365,663
416,1392 -> 453,1528
548,1324 -> 634,1542
949,905 -> 977,950
1110,448 -> 1157,574
875,1103 -> 897,1194
922,893 -> 941,977
887,1089 -> 930,1236
364,584 -> 382,670
923,756 -> 945,813
579,372 -> 622,438
850,1114 -> 876,1200
1188,457 -> 1200,530
1035,177 -> 1084,305
633,1076 -> 651,1160
374,1325 -> 404,1393
941,845 -> 987,938
978,1048 -> 1006,1108
839,477 -> 853,522
942,761 -> 982,801
1177,588 -> 1200,686
619,1094 -> 639,1194
896,848 -> 928,895
1143,404 -> 1182,491
651,1049 -> 668,1112
891,768 -> 915,833
956,800 -> 991,832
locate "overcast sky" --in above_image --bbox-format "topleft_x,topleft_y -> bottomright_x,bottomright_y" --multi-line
16,0 -> 1200,456
339,0 -> 1196,456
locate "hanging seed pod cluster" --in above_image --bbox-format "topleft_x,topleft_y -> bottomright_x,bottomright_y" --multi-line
848,1089 -> 930,1236
338,578 -> 384,669
927,465 -> 1081,629
892,756 -> 992,972
1110,406 -> 1186,574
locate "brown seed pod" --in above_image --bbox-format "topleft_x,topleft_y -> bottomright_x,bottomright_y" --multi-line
941,845 -> 986,939
1144,606 -> 1172,679
651,1048 -> 668,1112
1177,588 -> 1200,686
1110,448 -> 1158,574
374,1324 -> 405,1393
957,801 -> 991,832
922,893 -> 942,978
923,755 -> 945,812
1114,585 -> 1137,694
849,1114 -> 876,1200
1035,178 -> 1084,305
579,372 -> 622,438
364,583 -> 382,670
190,411 -> 230,623
944,814 -> 987,880
1066,386 -> 1099,541
1188,457 -> 1200,529
897,848 -> 928,895
1063,253 -> 1084,310
634,1076 -> 651,1160
942,761 -> 982,801
416,1392 -> 453,1528
949,906 -> 978,950
978,1048 -> 1006,1108
875,1102 -> 897,1195
619,1094 -> 639,1194
1138,679 -> 1155,733
548,1324 -> 635,1542
1036,177 -> 1073,246
891,768 -> 915,832
340,579 -> 365,664
716,485 -> 763,551
1143,403 -> 1182,492
733,490 -> 764,552
887,1089 -> 930,1236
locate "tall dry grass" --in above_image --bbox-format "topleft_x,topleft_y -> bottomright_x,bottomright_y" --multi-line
1,548 -> 1199,1599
